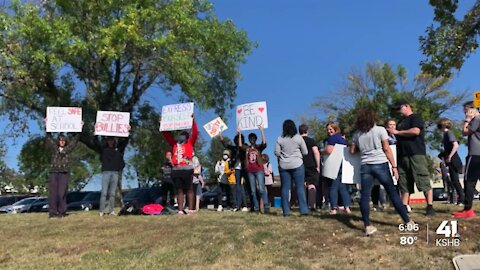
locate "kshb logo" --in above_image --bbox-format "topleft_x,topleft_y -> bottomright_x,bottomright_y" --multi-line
435,220 -> 460,247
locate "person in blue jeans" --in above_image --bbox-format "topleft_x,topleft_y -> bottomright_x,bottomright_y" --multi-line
275,120 -> 309,216
350,109 -> 411,235
323,122 -> 351,215
239,125 -> 269,213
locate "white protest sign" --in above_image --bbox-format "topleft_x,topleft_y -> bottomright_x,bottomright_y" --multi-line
341,145 -> 398,185
203,117 -> 227,138
94,111 -> 130,137
321,144 -> 345,180
46,107 -> 83,133
159,102 -> 194,131
236,101 -> 268,131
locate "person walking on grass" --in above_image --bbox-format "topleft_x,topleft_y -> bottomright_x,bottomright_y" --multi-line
387,99 -> 435,216
299,124 -> 321,211
46,132 -> 81,218
161,114 -> 198,215
275,120 -> 309,216
239,125 -> 270,213
323,122 -> 352,215
437,117 -> 464,206
96,136 -> 127,217
350,109 -> 412,236
453,101 -> 480,218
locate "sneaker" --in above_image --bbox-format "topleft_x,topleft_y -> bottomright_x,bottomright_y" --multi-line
452,209 -> 476,218
457,203 -> 464,207
232,208 -> 239,212
426,205 -> 435,216
365,225 -> 377,236
109,211 -> 117,216
241,207 -> 249,212
404,205 -> 412,213
217,205 -> 223,212
99,212 -> 104,217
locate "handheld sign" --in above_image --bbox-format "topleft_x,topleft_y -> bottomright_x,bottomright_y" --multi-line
46,107 -> 83,133
203,117 -> 227,138
321,144 -> 344,180
474,92 -> 480,108
236,101 -> 268,131
95,111 -> 130,137
159,102 -> 194,131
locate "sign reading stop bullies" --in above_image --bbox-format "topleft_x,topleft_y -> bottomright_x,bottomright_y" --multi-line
94,111 -> 130,137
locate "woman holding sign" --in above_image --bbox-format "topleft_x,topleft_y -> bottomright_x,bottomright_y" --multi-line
161,114 -> 198,215
238,125 -> 270,213
45,132 -> 81,218
322,122 -> 352,215
350,109 -> 411,236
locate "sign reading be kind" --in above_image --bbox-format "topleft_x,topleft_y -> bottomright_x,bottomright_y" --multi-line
236,101 -> 268,131
46,107 -> 83,133
95,111 -> 130,137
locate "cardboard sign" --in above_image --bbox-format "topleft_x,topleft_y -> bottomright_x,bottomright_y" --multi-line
341,145 -> 398,185
203,117 -> 228,138
321,144 -> 345,180
236,101 -> 268,131
46,107 -> 83,133
94,111 -> 130,137
159,102 -> 194,131
474,92 -> 480,108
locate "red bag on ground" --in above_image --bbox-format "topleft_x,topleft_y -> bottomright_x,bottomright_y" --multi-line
142,204 -> 164,215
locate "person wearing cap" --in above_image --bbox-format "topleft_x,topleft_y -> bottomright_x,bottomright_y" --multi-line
161,114 -> 198,215
215,150 -> 235,211
387,99 -> 435,216
452,101 -> 480,218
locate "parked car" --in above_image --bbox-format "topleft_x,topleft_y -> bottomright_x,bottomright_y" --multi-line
122,186 -> 163,208
0,195 -> 33,207
67,191 -> 101,211
433,188 -> 449,201
0,197 -> 48,213
26,198 -> 49,213
41,191 -> 91,212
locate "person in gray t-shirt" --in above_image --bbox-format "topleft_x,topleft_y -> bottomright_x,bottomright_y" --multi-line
351,109 -> 410,235
453,101 -> 480,218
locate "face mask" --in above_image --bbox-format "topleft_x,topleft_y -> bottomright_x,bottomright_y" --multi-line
178,135 -> 187,143
223,154 -> 229,160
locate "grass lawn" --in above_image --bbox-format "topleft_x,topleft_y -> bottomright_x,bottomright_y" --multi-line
1,203 -> 479,270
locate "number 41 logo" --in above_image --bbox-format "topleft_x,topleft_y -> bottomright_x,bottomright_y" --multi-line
436,220 -> 460,238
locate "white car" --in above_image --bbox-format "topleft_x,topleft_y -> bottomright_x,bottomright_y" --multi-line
0,197 -> 47,214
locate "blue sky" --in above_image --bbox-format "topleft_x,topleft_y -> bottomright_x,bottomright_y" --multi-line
2,1 -> 479,190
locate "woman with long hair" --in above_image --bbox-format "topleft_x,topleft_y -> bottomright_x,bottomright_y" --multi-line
275,120 -> 309,216
437,117 -> 464,206
350,109 -> 411,235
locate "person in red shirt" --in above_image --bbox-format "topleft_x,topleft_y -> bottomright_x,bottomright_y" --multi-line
239,125 -> 270,213
161,114 -> 198,214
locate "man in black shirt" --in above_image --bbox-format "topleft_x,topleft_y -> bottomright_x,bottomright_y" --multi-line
299,124 -> 321,211
388,99 -> 434,216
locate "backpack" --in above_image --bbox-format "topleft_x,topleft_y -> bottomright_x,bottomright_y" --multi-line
119,201 -> 142,216
142,204 -> 164,215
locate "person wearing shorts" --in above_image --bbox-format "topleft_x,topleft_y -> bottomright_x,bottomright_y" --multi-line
387,99 -> 434,216
162,114 -> 198,215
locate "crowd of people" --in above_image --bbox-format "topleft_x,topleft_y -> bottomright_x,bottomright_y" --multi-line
45,100 -> 480,236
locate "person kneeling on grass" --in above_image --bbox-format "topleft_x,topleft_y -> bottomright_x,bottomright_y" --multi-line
350,109 -> 412,236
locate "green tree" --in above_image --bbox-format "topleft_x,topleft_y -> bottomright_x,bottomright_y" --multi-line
420,0 -> 480,77
0,0 -> 253,190
310,62 -> 466,156
18,135 -> 100,191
